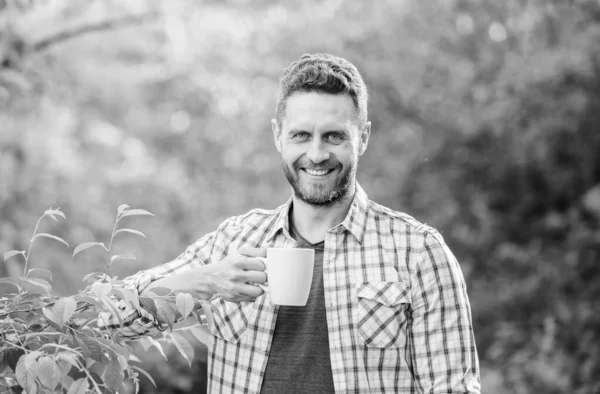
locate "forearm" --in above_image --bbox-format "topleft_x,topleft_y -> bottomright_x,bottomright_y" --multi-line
143,263 -> 216,301
99,266 -> 216,338
92,236 -> 219,337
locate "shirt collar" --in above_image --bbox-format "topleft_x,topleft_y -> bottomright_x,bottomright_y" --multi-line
338,182 -> 369,244
265,197 -> 294,243
264,182 -> 370,244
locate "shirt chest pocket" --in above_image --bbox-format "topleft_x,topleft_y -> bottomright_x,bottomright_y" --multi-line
207,298 -> 256,344
356,281 -> 411,348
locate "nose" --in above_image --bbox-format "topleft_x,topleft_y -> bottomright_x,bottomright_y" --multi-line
306,139 -> 330,164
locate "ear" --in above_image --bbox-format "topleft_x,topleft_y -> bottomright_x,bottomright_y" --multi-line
272,119 -> 282,153
358,121 -> 371,156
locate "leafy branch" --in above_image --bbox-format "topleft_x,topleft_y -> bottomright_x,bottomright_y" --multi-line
71,204 -> 154,278
1,206 -> 215,394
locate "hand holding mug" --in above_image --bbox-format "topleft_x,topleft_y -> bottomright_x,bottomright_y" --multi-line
208,246 -> 268,302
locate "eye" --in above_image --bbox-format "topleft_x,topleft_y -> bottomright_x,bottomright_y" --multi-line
326,133 -> 344,142
292,132 -> 310,141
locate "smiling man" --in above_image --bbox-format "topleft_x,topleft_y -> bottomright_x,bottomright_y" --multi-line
111,53 -> 481,393
277,92 -> 366,208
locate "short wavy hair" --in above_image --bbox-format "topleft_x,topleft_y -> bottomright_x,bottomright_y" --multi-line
275,53 -> 368,127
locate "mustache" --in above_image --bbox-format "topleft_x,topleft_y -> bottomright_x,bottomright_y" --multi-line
294,159 -> 339,171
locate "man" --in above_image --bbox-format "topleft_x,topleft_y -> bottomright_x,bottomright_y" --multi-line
112,53 -> 481,393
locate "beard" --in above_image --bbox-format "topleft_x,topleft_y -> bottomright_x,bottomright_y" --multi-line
282,158 -> 355,206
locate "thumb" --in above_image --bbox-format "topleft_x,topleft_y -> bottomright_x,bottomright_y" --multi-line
238,246 -> 268,258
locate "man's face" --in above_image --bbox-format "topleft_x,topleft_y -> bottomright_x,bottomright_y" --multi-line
272,92 -> 370,206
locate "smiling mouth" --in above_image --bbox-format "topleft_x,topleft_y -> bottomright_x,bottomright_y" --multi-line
301,168 -> 335,177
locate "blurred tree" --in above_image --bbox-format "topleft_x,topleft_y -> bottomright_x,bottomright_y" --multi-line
1,0 -> 599,392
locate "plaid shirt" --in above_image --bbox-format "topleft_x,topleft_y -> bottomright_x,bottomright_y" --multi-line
114,184 -> 481,393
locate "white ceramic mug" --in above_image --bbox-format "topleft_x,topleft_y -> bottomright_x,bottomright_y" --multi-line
258,248 -> 315,306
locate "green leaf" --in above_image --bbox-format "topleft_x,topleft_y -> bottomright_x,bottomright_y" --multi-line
117,204 -> 130,214
37,356 -> 60,390
103,357 -> 123,392
73,242 -> 106,257
192,309 -> 204,325
155,298 -> 176,331
91,281 -> 112,297
88,360 -> 107,380
114,228 -> 147,238
0,277 -> 22,291
176,293 -> 194,319
137,338 -> 152,353
22,277 -> 52,294
57,356 -> 74,378
74,294 -> 103,307
82,272 -> 106,284
67,378 -> 89,394
74,336 -> 90,361
43,307 -> 59,325
110,254 -> 136,265
76,335 -> 104,362
57,353 -> 80,370
15,354 -> 36,391
52,297 -> 77,325
117,354 -> 129,370
23,351 -> 43,369
131,365 -> 157,387
200,300 -> 222,331
110,344 -> 131,360
146,337 -> 168,361
1,320 -> 25,332
169,332 -> 195,367
23,313 -> 43,328
119,209 -> 155,219
139,297 -> 158,318
3,250 -> 25,261
33,233 -> 70,247
26,268 -> 53,282
188,324 -> 211,346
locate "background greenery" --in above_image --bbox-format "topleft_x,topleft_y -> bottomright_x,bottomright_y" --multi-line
1,0 -> 599,393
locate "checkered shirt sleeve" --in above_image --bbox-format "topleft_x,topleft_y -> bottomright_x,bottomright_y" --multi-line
408,229 -> 481,392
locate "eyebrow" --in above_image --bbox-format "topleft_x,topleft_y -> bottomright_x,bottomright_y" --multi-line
288,127 -> 348,134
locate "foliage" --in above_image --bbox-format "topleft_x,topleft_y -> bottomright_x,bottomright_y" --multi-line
1,0 -> 600,393
0,207 -> 214,394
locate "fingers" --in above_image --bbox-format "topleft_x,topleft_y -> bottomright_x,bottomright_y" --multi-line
238,283 -> 264,299
243,270 -> 268,285
212,248 -> 272,302
218,283 -> 264,302
238,246 -> 268,258
234,256 -> 266,271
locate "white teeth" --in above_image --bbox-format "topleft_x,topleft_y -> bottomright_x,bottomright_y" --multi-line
304,169 -> 329,176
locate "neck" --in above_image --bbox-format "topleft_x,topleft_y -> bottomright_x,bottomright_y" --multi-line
290,185 -> 356,244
